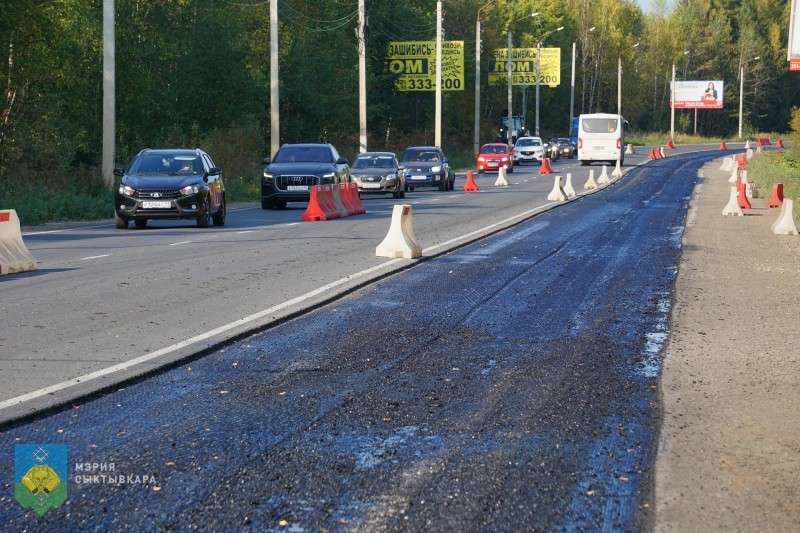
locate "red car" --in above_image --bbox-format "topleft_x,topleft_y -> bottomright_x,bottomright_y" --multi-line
476,143 -> 514,173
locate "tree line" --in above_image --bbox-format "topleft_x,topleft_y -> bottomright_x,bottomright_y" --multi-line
1,0 -> 796,190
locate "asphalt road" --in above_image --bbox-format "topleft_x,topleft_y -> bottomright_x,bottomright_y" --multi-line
1,148 -> 728,529
1,149 -> 653,417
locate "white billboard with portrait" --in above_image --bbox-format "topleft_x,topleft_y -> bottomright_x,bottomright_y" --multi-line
671,80 -> 724,109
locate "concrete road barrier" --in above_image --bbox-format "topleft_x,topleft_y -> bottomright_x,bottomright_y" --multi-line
0,209 -> 38,275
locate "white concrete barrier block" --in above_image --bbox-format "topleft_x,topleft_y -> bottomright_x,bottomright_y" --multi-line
563,173 -> 576,198
495,166 -> 509,187
376,204 -> 422,259
612,160 -> 623,177
659,146 -> 666,158
584,169 -> 597,190
547,176 -> 567,201
597,165 -> 610,185
771,201 -> 788,232
772,199 -> 798,235
722,187 -> 744,217
746,147 -> 753,160
625,144 -> 633,155
720,156 -> 731,171
728,165 -> 738,183
0,209 -> 38,275
745,140 -> 751,149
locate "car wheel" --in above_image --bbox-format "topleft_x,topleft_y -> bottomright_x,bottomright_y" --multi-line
449,176 -> 455,190
507,166 -> 514,173
478,168 -> 484,174
212,198 -> 226,226
115,212 -> 129,229
134,219 -> 147,228
580,160 -> 588,166
197,203 -> 211,228
392,183 -> 403,199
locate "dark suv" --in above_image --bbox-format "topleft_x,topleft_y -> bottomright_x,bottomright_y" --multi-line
114,148 -> 225,229
261,143 -> 350,209
400,146 -> 454,191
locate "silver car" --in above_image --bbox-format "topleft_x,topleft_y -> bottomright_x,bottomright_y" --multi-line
512,137 -> 545,165
350,152 -> 406,199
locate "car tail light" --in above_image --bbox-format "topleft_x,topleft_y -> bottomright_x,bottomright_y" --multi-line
616,137 -> 622,149
578,137 -> 583,149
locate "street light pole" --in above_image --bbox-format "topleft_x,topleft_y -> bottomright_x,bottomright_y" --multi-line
474,1 -> 498,155
618,42 -> 638,117
670,51 -> 688,142
738,56 -> 760,139
270,0 -> 280,157
507,29 -> 513,149
435,0 -> 443,147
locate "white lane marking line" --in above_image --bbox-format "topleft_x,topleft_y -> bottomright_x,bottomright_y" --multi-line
237,230 -> 254,234
24,223 -> 112,236
169,241 -> 193,246
81,254 -> 111,260
286,222 -> 300,226
0,257 -> 404,411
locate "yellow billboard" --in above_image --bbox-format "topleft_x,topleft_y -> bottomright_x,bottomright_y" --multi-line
387,41 -> 464,91
489,48 -> 561,87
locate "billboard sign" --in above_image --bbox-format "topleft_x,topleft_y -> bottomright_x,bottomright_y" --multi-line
489,48 -> 561,87
671,80 -> 724,109
387,41 -> 464,92
789,0 -> 800,62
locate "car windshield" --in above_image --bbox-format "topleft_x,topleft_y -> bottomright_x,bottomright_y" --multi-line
402,150 -> 440,163
480,145 -> 508,155
273,146 -> 333,164
516,139 -> 541,147
353,155 -> 396,170
129,154 -> 200,174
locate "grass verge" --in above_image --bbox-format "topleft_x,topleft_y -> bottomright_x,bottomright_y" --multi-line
745,147 -> 800,224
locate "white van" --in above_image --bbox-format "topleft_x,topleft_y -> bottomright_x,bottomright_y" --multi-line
577,113 -> 628,166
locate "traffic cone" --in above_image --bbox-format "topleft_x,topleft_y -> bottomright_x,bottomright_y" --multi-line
666,139 -> 675,149
767,183 -> 784,208
538,157 -> 553,175
737,153 -> 747,169
719,141 -> 727,150
777,139 -> 784,148
463,170 -> 479,192
654,147 -> 662,159
647,148 -> 656,160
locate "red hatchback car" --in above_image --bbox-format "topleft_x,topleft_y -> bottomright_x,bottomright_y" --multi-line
476,143 -> 514,173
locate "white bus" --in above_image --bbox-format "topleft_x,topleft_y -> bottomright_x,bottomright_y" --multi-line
577,113 -> 628,166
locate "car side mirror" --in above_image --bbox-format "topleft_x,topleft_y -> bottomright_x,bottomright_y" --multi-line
336,157 -> 348,165
262,156 -> 271,165
113,167 -> 124,177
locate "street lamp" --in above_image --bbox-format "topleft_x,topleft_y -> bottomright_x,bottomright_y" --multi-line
535,25 -> 563,137
739,55 -> 761,139
670,50 -> 689,141
506,12 -> 540,149
474,1 -> 499,155
617,42 -> 639,116
570,26 -> 594,133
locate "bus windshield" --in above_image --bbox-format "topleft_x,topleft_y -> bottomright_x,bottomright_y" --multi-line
582,118 -> 619,134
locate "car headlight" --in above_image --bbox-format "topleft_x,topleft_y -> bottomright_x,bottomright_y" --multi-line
263,172 -> 274,180
118,184 -> 135,196
322,173 -> 335,179
384,174 -> 396,180
431,166 -> 441,173
180,184 -> 200,196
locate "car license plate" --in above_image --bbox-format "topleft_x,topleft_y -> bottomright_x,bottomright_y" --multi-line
287,185 -> 308,191
142,201 -> 171,209
410,175 -> 427,180
361,183 -> 381,189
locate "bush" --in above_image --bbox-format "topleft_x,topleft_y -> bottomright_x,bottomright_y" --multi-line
746,148 -> 800,224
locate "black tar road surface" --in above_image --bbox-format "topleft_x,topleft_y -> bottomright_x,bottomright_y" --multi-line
1,152 -> 717,531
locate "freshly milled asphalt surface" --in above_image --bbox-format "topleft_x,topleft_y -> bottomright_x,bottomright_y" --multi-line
1,152 -> 721,530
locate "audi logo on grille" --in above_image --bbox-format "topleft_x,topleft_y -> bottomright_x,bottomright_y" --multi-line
152,192 -> 162,198
291,177 -> 304,182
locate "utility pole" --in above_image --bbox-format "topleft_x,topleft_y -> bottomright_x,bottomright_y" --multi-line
569,41 -> 575,133
670,62 -> 675,141
435,1 -> 443,147
357,0 -> 367,153
507,30 -> 513,149
102,0 -> 115,189
270,0 -> 280,157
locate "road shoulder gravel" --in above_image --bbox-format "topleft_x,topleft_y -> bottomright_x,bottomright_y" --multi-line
655,157 -> 800,531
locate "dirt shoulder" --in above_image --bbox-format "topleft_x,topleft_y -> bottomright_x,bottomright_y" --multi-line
655,157 -> 800,531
